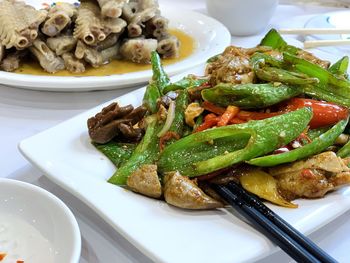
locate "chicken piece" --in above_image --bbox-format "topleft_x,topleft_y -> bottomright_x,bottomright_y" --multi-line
119,38 -> 157,64
157,34 -> 180,59
269,151 -> 350,200
1,49 -> 27,72
62,52 -> 85,74
296,50 -> 330,69
163,171 -> 223,210
42,2 -> 77,37
29,39 -> 65,73
127,164 -> 162,198
46,35 -> 77,56
206,46 -> 255,86
184,102 -> 204,127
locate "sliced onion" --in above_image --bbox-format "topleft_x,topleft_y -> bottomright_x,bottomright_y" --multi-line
158,100 -> 176,137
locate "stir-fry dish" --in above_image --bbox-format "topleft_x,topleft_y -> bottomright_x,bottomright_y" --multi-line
0,0 -> 178,73
88,29 -> 350,210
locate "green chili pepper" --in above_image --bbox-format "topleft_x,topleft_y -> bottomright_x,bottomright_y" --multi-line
151,52 -> 170,95
201,83 -> 302,109
307,127 -> 330,140
142,52 -> 170,113
168,90 -> 189,136
248,119 -> 348,167
254,66 -> 319,85
158,108 -> 312,177
162,76 -> 208,94
260,29 -> 287,50
259,29 -> 299,54
250,53 -> 318,85
108,116 -> 161,185
143,83 -> 161,114
193,114 -> 203,132
329,56 -> 349,76
303,85 -> 350,108
283,52 -> 350,94
93,142 -> 136,168
337,140 -> 350,158
207,53 -> 220,63
250,52 -> 284,68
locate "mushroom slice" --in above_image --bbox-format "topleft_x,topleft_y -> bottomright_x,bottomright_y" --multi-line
127,164 -> 162,198
163,171 -> 223,210
185,102 -> 204,127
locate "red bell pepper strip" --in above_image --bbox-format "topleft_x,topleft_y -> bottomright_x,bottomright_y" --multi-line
195,114 -> 219,132
285,98 -> 349,128
218,106 -> 240,127
202,101 -> 226,115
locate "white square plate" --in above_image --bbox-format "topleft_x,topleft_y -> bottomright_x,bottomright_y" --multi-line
19,40 -> 350,262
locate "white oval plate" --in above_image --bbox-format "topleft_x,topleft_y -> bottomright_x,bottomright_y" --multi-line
0,1 -> 231,92
0,178 -> 81,263
18,37 -> 350,263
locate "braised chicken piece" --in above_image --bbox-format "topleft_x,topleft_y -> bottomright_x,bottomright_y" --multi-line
1,49 -> 27,72
87,102 -> 147,144
163,171 -> 223,209
127,164 -> 162,198
269,152 -> 350,200
296,50 -> 330,69
205,46 -> 255,86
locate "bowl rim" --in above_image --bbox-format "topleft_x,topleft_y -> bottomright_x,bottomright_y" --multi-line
0,178 -> 81,263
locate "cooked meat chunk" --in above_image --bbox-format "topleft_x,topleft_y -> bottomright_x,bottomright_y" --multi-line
269,152 -> 350,200
205,46 -> 255,86
163,171 -> 223,210
87,102 -> 147,143
296,50 -> 330,69
1,50 -> 27,72
0,45 -> 4,63
127,164 -> 162,198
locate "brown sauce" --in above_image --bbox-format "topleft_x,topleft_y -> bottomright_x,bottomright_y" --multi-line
14,29 -> 195,76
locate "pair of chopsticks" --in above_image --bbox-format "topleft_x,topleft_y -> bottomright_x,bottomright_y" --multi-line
212,182 -> 338,263
279,28 -> 350,48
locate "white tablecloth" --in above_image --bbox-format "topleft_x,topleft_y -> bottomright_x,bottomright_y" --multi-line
2,1 -> 350,262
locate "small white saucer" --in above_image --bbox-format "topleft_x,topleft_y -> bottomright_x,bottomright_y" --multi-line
0,178 -> 81,263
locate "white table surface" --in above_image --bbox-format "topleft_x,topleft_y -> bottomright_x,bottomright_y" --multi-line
2,1 -> 350,262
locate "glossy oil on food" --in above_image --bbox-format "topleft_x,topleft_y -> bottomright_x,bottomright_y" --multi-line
14,29 -> 195,76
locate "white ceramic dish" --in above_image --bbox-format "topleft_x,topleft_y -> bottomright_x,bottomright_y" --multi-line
206,0 -> 278,36
0,1 -> 230,92
0,178 -> 81,263
18,38 -> 350,262
305,11 -> 350,53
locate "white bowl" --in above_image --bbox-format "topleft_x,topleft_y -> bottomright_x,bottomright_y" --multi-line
0,178 -> 81,263
206,0 -> 279,36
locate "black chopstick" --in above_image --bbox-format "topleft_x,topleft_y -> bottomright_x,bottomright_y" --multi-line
226,182 -> 338,263
211,183 -> 338,263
